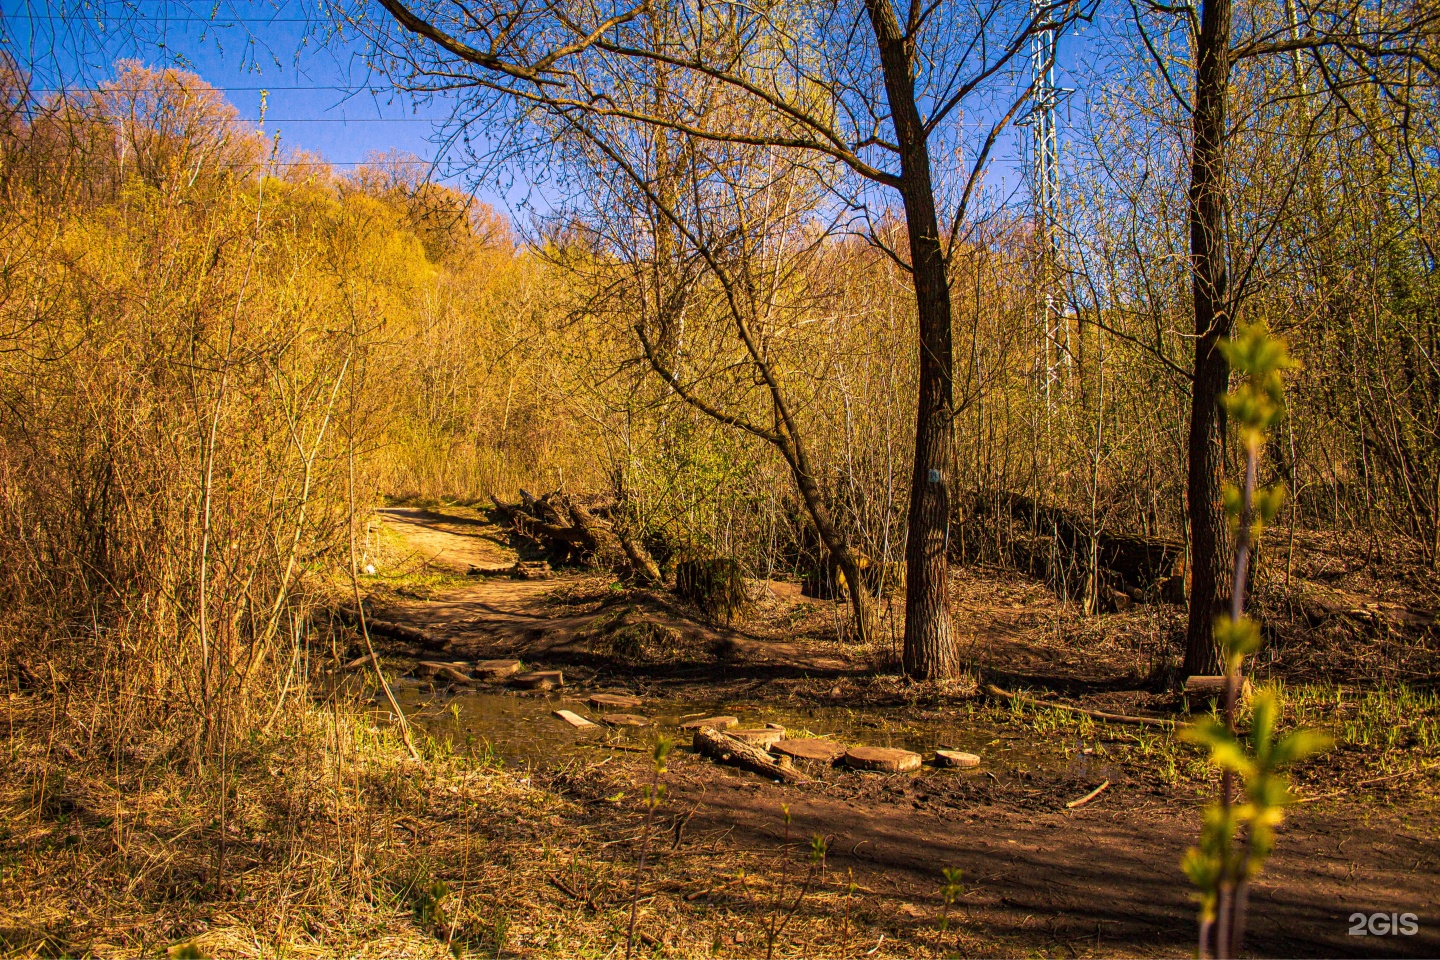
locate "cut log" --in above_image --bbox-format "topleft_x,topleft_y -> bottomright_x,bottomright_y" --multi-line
497,489 -> 659,578
468,564 -> 513,577
1184,676 -> 1254,701
344,653 -> 378,670
729,727 -> 785,747
512,561 -> 552,580
554,709 -> 598,729
601,713 -> 651,727
512,670 -> 564,690
489,493 -> 519,520
933,750 -> 981,769
680,716 -> 739,731
771,739 -> 847,763
588,693 -> 643,711
692,726 -> 805,783
844,746 -> 922,773
417,661 -> 473,684
475,659 -> 522,680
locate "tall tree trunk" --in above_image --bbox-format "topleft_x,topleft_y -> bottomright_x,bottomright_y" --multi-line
1184,0 -> 1233,678
866,0 -> 960,679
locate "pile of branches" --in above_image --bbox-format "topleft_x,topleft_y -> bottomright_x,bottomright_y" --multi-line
958,491 -> 1185,608
490,490 -> 661,584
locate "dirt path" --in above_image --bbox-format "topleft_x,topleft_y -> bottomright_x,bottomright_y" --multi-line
648,759 -> 1439,958
370,505 -> 1440,958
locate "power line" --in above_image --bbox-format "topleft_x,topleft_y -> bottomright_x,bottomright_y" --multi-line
4,14 -> 319,22
240,118 -> 453,123
28,86 -> 396,93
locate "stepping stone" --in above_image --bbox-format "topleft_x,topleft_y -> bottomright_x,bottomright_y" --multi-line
934,750 -> 981,769
554,709 -> 598,729
844,746 -> 921,773
588,693 -> 642,711
771,739 -> 847,763
415,661 -> 473,684
512,670 -> 564,690
729,727 -> 784,747
475,659 -> 522,679
680,716 -> 739,731
602,714 -> 652,727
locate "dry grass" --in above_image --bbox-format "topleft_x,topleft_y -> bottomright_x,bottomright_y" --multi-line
0,689 -> 987,960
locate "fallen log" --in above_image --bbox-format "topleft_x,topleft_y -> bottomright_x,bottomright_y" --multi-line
984,684 -> 1174,728
692,726 -> 806,783
417,661 -> 473,684
1295,591 -> 1437,631
619,530 -> 663,586
365,617 -> 442,647
1184,675 -> 1254,702
964,491 -> 1184,600
335,606 -> 444,648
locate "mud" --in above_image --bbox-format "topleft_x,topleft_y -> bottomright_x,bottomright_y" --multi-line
366,503 -> 1440,957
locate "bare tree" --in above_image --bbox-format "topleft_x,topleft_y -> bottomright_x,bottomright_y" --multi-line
346,0 -> 1092,677
546,117 -> 885,637
1131,0 -> 1439,676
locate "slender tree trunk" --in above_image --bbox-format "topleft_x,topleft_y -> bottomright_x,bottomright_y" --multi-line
784,450 -> 875,641
866,0 -> 959,679
1184,0 -> 1233,678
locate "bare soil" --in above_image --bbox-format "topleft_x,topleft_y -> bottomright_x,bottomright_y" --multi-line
367,504 -> 1440,958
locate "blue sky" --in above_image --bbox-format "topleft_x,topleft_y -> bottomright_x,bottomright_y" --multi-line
1,0 -> 1110,219
3,1 -> 475,179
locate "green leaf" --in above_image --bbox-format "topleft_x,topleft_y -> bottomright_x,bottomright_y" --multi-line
1270,727 -> 1333,767
1214,616 -> 1263,657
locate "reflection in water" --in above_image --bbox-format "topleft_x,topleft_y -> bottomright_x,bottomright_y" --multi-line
382,678 -> 1108,780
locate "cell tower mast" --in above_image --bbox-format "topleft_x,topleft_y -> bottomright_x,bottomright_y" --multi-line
1024,0 -> 1070,403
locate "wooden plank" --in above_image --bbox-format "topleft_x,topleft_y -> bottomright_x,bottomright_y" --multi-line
554,709 -> 598,729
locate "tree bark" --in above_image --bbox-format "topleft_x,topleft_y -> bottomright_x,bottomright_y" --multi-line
780,445 -> 876,642
865,0 -> 959,679
1184,0 -> 1233,678
692,725 -> 806,783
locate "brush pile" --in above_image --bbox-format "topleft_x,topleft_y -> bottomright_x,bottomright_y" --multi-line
490,490 -> 662,584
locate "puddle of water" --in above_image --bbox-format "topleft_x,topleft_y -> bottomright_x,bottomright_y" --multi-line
385,680 -> 1118,781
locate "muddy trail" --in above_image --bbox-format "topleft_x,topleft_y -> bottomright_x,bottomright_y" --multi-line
361,505 -> 1440,958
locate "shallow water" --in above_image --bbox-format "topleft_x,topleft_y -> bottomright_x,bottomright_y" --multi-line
386,678 -> 1118,782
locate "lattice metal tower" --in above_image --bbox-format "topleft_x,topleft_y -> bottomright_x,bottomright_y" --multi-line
1022,0 -> 1070,404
